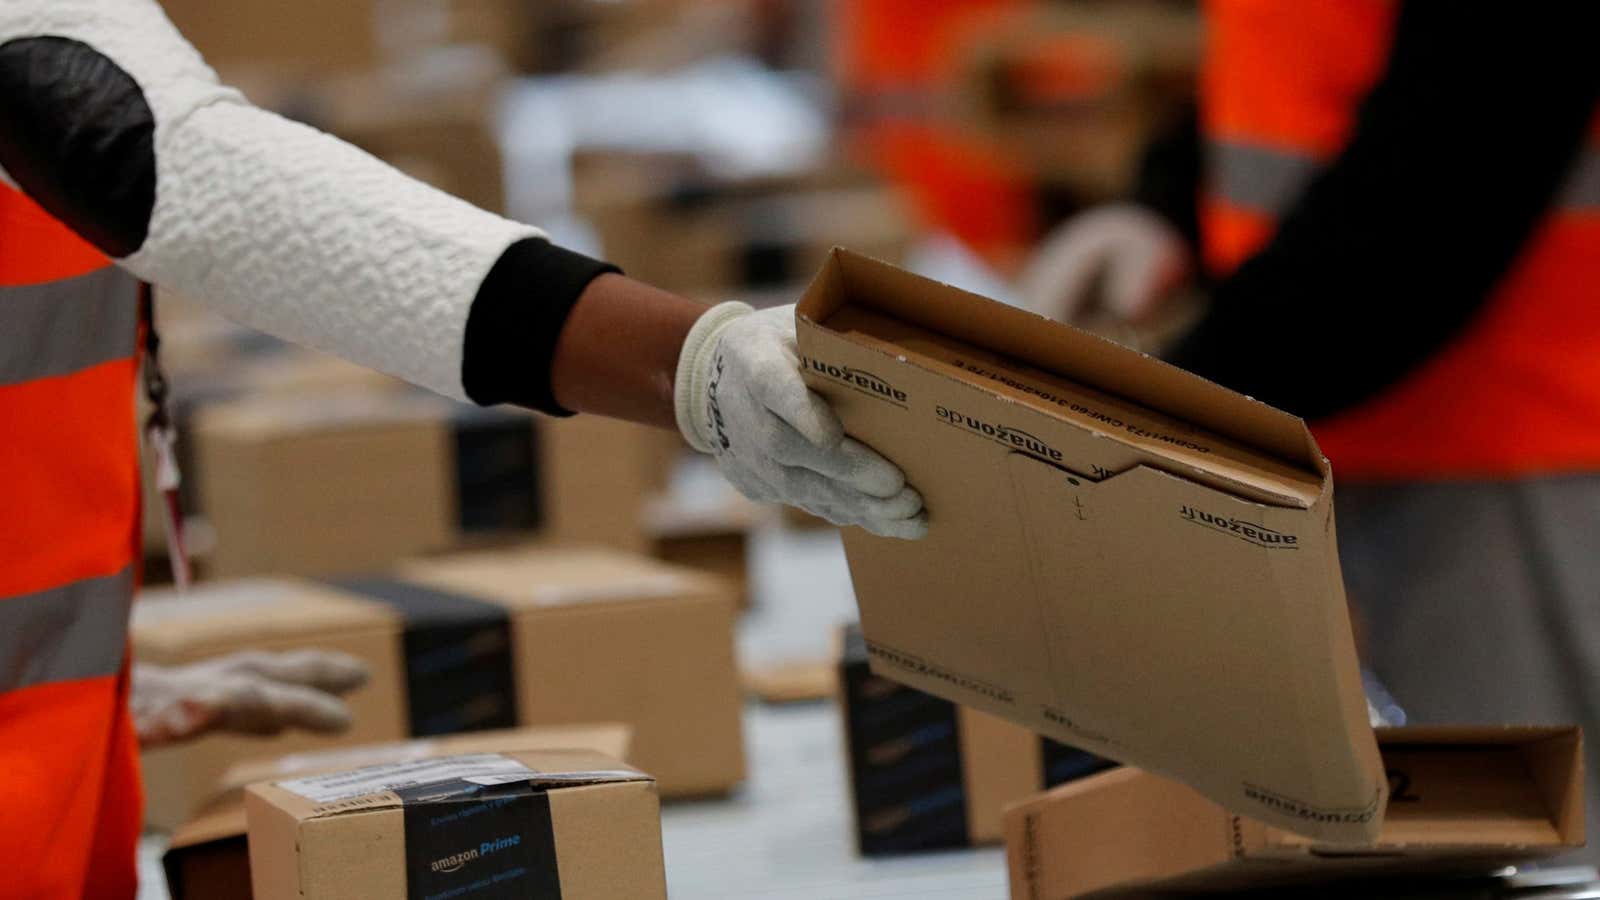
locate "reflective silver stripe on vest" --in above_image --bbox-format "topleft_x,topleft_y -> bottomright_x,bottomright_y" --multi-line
1205,140 -> 1319,216
1557,149 -> 1600,212
0,266 -> 139,387
0,566 -> 133,693
1209,140 -> 1600,216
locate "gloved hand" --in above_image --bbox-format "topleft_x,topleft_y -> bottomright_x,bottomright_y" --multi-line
1017,204 -> 1192,327
131,650 -> 369,749
675,302 -> 927,540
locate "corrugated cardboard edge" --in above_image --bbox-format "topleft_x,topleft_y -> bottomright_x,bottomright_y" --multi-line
797,248 -> 1332,490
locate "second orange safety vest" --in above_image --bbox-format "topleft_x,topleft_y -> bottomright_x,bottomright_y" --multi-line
1201,0 -> 1600,479
0,182 -> 144,900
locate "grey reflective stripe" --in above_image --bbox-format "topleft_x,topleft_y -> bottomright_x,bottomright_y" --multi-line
0,266 -> 139,386
1557,148 -> 1600,212
1205,140 -> 1319,215
0,566 -> 133,693
1210,141 -> 1600,215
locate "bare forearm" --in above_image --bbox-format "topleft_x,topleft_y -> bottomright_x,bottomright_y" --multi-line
550,274 -> 705,428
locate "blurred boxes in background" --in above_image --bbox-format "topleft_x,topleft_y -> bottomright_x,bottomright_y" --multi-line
540,414 -> 764,607
246,747 -> 664,899
157,0 -> 383,72
399,546 -> 747,798
1002,727 -> 1585,899
573,151 -> 914,298
192,391 -> 540,578
839,625 -> 1112,855
163,724 -> 632,900
136,546 -> 742,829
959,2 -> 1200,202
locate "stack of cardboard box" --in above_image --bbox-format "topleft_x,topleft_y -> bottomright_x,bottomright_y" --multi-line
135,546 -> 745,830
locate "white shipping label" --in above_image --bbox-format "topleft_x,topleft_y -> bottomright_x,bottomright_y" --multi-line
275,753 -> 535,804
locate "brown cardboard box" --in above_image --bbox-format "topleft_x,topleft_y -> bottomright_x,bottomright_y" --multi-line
796,249 -> 1380,842
840,624 -> 1112,855
135,572 -> 540,829
158,0 -> 380,73
246,748 -> 665,899
193,390 -> 541,577
163,725 -> 631,900
135,579 -> 411,830
539,414 -> 683,553
1003,726 -> 1586,898
643,492 -> 765,610
400,546 -> 747,797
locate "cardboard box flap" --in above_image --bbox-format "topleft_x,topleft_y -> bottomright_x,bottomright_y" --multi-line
255,750 -> 651,822
797,248 -> 1323,477
213,724 -> 633,801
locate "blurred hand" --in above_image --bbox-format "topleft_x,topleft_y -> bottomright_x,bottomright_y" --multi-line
674,302 -> 927,540
1018,204 -> 1192,327
132,649 -> 369,749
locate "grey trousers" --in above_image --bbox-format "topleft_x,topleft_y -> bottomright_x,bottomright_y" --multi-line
1338,474 -> 1600,864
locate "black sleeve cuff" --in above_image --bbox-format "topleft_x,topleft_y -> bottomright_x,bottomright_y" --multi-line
461,237 -> 620,415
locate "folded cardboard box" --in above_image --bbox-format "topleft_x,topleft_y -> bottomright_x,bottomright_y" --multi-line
1003,726 -> 1585,898
163,724 -> 631,900
840,624 -> 1112,855
193,390 -> 541,578
399,545 -> 747,797
796,249 -> 1380,842
137,547 -> 740,828
246,747 -> 664,900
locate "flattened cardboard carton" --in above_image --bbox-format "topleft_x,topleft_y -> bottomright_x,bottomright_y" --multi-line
1003,726 -> 1585,898
246,748 -> 666,900
399,546 -> 747,797
163,725 -> 632,900
796,249 -> 1382,842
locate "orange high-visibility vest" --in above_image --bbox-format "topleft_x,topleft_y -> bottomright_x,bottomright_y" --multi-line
836,0 -> 1038,265
1201,0 -> 1600,479
0,182 -> 143,899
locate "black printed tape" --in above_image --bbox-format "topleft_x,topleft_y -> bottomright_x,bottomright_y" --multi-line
327,577 -> 520,737
399,777 -> 561,900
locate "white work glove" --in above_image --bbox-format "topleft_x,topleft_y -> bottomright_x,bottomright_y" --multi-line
131,650 -> 369,749
1018,204 -> 1192,326
675,302 -> 927,540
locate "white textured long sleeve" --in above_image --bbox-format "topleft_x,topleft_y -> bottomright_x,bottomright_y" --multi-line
0,0 -> 544,400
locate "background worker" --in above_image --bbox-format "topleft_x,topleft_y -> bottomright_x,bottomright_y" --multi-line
1022,0 -> 1600,857
0,1 -> 924,896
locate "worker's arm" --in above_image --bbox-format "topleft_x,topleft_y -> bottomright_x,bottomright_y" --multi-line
1165,1 -> 1600,419
0,0 -> 925,538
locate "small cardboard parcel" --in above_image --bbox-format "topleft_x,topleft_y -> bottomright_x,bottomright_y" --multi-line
245,747 -> 665,900
796,249 -> 1381,842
